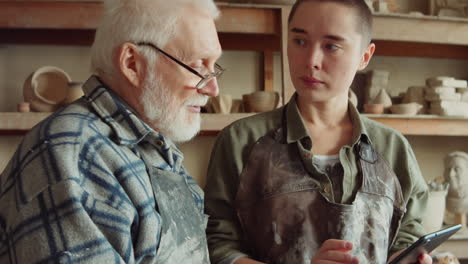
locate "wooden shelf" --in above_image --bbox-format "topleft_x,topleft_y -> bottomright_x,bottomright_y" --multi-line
373,13 -> 468,46
0,112 -> 50,132
3,112 -> 468,137
0,2 -> 280,33
366,114 -> 468,136
2,2 -> 468,49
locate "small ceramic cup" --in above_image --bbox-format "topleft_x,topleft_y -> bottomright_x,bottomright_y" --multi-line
17,102 -> 31,113
363,103 -> 385,114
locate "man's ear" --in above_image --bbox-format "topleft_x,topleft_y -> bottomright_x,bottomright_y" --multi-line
358,42 -> 376,71
118,42 -> 146,87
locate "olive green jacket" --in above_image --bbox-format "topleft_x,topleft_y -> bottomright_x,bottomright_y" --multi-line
204,95 -> 429,264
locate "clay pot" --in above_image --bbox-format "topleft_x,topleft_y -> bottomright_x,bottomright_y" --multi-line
17,102 -> 31,113
23,66 -> 71,112
373,88 -> 392,109
363,103 -> 384,114
63,81 -> 84,104
210,94 -> 233,114
243,91 -> 279,112
230,99 -> 244,113
390,103 -> 422,115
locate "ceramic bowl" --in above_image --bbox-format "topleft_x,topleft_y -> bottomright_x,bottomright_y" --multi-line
243,91 -> 279,112
390,103 -> 422,115
23,66 -> 71,112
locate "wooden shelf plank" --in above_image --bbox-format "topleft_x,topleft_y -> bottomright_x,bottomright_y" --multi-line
368,114 -> 468,136
373,40 -> 468,60
373,13 -> 468,46
3,3 -> 468,47
0,112 -> 50,131
219,33 -> 280,51
4,112 -> 468,137
0,2 -> 102,30
0,2 -> 280,35
216,6 -> 281,35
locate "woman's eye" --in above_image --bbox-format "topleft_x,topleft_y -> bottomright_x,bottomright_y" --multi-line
326,43 -> 339,51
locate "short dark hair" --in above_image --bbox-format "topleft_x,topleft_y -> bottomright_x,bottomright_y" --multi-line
288,0 -> 373,45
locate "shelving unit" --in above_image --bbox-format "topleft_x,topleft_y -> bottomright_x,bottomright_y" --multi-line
3,112 -> 468,137
2,1 -> 468,137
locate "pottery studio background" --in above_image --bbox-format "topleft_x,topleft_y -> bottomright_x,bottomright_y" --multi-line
2,0 -> 468,260
3,7 -> 468,187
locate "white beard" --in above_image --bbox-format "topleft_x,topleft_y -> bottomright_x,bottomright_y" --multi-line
141,70 -> 207,143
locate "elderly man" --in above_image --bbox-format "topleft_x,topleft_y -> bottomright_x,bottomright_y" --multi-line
0,0 -> 222,263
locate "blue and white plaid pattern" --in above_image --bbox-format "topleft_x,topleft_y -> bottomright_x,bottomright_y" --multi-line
0,76 -> 205,263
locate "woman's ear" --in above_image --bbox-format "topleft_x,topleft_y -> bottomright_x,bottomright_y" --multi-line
118,42 -> 146,87
358,42 -> 376,71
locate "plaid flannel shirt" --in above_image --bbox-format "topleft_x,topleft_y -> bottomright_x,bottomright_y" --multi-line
0,76 -> 205,263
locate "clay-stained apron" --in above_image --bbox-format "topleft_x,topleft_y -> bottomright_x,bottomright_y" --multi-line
235,126 -> 405,264
141,151 -> 210,263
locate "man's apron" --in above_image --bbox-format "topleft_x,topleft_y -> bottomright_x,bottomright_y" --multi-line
141,150 -> 210,263
235,126 -> 405,264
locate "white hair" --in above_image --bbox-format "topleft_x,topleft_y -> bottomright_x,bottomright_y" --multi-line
90,0 -> 219,78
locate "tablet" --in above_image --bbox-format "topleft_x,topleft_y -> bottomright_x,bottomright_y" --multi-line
388,224 -> 462,264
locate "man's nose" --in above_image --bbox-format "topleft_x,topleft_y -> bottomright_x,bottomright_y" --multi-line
199,77 -> 219,97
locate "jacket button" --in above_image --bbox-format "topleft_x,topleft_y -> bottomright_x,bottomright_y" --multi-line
156,140 -> 164,147
324,186 -> 330,193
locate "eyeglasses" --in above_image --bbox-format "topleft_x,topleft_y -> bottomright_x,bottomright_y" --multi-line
137,42 -> 225,89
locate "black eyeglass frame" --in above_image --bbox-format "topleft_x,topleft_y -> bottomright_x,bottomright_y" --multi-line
137,41 -> 224,89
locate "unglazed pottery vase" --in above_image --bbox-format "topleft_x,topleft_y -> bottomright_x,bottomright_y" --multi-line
210,94 -> 233,114
373,88 -> 392,108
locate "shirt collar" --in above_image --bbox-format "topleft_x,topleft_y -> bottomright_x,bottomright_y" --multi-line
285,94 -> 309,144
82,75 -> 153,146
82,75 -> 184,168
285,92 -> 372,147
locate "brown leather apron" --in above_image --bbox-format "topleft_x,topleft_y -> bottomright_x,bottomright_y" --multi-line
235,125 -> 406,264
